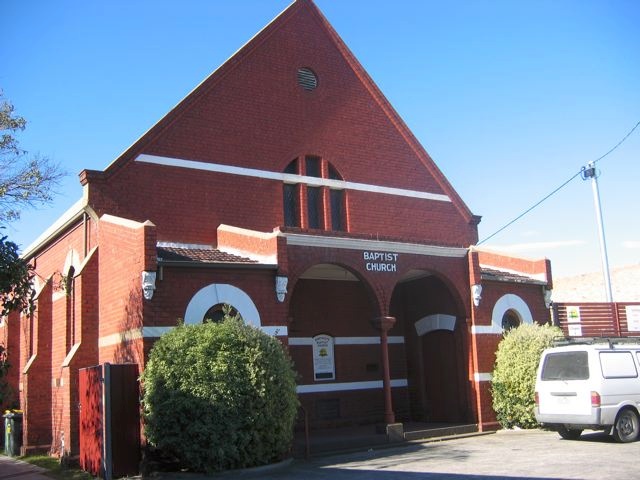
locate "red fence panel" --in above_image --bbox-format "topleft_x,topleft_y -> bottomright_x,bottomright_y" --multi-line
79,366 -> 103,476
554,302 -> 640,338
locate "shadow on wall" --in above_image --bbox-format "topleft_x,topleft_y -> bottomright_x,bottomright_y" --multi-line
114,286 -> 145,365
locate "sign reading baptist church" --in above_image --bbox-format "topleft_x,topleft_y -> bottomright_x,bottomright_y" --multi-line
364,251 -> 399,272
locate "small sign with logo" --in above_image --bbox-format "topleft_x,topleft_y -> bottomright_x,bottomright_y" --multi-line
312,334 -> 335,381
566,306 -> 582,336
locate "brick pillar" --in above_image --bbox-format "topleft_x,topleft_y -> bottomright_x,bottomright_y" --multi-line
371,316 -> 396,425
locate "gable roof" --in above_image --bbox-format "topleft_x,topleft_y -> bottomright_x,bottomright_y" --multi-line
87,0 -> 477,226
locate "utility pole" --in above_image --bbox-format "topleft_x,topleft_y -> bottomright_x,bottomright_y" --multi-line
582,161 -> 613,302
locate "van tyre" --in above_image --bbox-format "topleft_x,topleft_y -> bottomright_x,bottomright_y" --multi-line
557,427 -> 582,440
613,409 -> 639,443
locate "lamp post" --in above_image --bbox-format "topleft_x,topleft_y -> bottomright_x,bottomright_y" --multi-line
582,161 -> 613,302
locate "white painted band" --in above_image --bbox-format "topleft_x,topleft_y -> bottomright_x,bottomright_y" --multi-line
296,378 -> 408,394
136,154 -> 451,203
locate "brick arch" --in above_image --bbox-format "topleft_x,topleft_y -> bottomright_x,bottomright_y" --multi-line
490,293 -> 533,332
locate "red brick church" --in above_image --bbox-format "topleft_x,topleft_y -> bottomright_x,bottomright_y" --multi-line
1,0 -> 552,457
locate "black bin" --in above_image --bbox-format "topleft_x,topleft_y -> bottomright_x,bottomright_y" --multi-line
3,411 -> 23,456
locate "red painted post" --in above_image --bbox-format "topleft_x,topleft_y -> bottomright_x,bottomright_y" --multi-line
372,316 -> 396,425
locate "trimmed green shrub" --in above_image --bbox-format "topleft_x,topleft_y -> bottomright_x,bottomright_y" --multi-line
141,317 -> 299,473
491,322 -> 563,429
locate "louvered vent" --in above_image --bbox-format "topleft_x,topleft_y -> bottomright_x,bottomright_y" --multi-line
297,67 -> 318,91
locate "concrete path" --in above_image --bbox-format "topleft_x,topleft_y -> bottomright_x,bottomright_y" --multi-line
0,455 -> 49,480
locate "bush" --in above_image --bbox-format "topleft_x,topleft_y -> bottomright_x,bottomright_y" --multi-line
491,323 -> 563,429
141,317 -> 299,473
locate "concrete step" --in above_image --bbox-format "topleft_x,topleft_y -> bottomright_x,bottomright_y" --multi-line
404,424 -> 479,441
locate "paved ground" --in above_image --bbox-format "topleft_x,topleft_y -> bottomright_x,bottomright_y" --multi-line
0,455 -> 49,480
214,429 -> 639,480
2,429 -> 638,479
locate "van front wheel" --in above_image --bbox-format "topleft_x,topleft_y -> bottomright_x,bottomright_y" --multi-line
557,427 -> 582,440
613,409 -> 639,443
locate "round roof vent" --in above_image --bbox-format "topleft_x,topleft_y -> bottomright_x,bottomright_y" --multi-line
297,67 -> 318,91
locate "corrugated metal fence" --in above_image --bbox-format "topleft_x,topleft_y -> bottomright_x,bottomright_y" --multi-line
552,302 -> 640,337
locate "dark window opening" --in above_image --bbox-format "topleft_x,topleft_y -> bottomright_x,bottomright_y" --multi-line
307,186 -> 321,229
203,303 -> 239,324
501,310 -> 520,331
330,189 -> 344,231
283,184 -> 299,227
305,156 -> 321,177
284,158 -> 298,174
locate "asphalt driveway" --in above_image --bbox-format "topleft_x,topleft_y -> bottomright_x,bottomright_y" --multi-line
211,429 -> 638,480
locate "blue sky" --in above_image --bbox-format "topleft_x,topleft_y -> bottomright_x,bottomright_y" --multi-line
2,0 -> 639,280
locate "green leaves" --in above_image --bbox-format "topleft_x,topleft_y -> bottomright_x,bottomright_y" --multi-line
491,323 -> 563,429
141,318 -> 299,473
0,234 -> 35,317
0,91 -> 64,223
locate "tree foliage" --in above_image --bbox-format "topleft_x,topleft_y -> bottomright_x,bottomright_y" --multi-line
491,322 -> 563,429
0,235 -> 34,317
141,315 -> 299,473
1,90 -> 64,223
0,90 -> 63,316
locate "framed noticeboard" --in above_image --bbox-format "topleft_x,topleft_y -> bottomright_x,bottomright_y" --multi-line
312,334 -> 335,381
627,305 -> 640,332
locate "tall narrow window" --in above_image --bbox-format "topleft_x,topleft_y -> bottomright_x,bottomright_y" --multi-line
282,156 -> 346,232
330,189 -> 344,231
307,186 -> 321,229
283,184 -> 298,227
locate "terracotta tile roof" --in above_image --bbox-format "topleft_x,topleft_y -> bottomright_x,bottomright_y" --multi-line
157,246 -> 259,265
481,267 -> 546,285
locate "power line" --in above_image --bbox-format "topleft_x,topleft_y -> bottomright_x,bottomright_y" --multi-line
477,120 -> 640,245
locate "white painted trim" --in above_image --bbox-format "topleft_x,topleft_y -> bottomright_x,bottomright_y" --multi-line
415,314 -> 456,336
260,326 -> 288,337
296,378 -> 408,394
101,214 -> 152,230
471,294 -> 534,335
23,354 -> 37,374
21,197 -> 87,258
184,283 -> 261,327
474,373 -> 492,382
157,242 -> 214,250
491,294 -> 533,329
471,325 -> 503,335
62,343 -> 81,367
283,233 -> 468,258
98,324 -> 286,347
99,329 -> 144,348
289,336 -> 404,346
136,154 -> 451,203
479,263 -> 546,282
143,326 -> 174,337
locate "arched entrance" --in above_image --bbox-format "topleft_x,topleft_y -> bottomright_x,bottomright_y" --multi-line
390,270 -> 469,423
287,263 -> 389,427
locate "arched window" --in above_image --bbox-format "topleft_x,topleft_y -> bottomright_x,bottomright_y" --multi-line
203,303 -> 240,323
501,309 -> 521,331
282,155 -> 346,232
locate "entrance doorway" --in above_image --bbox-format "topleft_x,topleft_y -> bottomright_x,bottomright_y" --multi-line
391,271 -> 469,423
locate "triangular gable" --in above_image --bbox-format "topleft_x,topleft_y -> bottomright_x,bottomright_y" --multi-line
91,0 -> 477,227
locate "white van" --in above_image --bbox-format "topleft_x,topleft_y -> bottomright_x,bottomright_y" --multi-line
534,338 -> 640,442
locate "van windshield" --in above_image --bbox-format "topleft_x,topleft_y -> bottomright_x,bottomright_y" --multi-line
541,351 -> 589,380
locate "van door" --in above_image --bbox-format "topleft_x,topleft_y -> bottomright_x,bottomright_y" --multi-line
538,350 -> 592,416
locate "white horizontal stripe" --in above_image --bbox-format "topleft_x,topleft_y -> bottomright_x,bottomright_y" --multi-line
289,336 -> 404,346
260,326 -> 288,337
136,154 -> 450,203
284,233 -> 468,258
296,379 -> 408,394
99,324 -> 287,347
474,373 -> 492,382
470,325 -> 503,335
